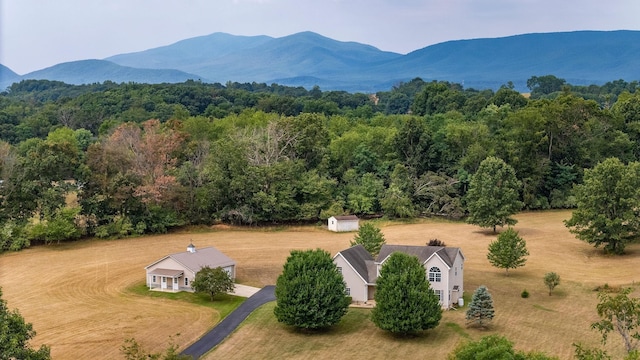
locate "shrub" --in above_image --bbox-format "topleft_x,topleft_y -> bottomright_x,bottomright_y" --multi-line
427,238 -> 446,247
521,289 -> 530,298
371,252 -> 442,335
274,249 -> 350,330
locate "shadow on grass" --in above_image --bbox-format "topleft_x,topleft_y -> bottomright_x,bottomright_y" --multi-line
280,308 -> 372,337
126,282 -> 245,318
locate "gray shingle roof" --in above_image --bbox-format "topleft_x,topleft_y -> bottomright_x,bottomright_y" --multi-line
332,215 -> 359,221
337,244 -> 376,283
376,245 -> 461,268
147,246 -> 236,273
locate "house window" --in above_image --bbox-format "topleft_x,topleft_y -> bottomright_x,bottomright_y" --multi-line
337,266 -> 342,274
455,267 -> 457,276
162,277 -> 166,283
433,289 -> 443,302
185,278 -> 189,286
345,288 -> 351,296
429,267 -> 441,282
152,275 -> 156,282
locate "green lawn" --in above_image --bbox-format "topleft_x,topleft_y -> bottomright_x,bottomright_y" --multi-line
127,282 -> 245,319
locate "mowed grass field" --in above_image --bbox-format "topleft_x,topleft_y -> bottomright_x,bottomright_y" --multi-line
1,210 -> 639,359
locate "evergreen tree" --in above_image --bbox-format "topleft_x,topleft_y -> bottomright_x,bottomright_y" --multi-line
487,227 -> 529,275
350,223 -> 386,257
371,252 -> 442,335
465,285 -> 495,328
465,156 -> 522,233
274,249 -> 350,330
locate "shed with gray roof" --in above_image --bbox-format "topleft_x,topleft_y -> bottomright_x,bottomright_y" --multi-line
145,243 -> 236,292
328,215 -> 360,232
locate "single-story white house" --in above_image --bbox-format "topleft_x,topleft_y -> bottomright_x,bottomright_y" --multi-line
333,244 -> 464,309
328,215 -> 360,232
145,243 -> 236,292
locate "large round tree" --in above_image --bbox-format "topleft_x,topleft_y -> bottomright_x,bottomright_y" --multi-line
274,249 -> 350,330
565,158 -> 640,254
371,252 -> 442,335
465,156 -> 522,233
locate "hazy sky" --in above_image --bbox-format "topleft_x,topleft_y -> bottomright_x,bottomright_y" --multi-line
1,0 -> 638,75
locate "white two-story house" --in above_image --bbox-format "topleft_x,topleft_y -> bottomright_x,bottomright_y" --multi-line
333,244 -> 464,308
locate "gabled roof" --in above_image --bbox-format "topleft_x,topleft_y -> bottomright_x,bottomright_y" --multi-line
334,244 -> 376,283
145,246 -> 236,273
376,245 -> 462,268
331,215 -> 359,221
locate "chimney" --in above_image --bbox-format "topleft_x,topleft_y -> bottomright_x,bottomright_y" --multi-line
187,243 -> 196,253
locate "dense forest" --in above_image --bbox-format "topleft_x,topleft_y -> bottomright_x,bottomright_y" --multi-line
0,75 -> 639,251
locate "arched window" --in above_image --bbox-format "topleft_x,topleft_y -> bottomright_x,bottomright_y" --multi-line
429,267 -> 441,282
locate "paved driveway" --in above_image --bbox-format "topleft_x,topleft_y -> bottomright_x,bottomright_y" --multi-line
181,285 -> 276,359
230,284 -> 262,297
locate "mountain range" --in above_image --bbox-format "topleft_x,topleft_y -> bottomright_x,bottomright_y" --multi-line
2,30 -> 639,93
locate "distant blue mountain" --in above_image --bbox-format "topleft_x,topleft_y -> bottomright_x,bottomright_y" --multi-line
19,60 -> 204,86
377,30 -> 640,90
3,30 -> 640,92
107,31 -> 402,84
0,64 -> 20,90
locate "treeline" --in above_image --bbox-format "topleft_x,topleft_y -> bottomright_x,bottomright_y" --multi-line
0,76 -> 639,251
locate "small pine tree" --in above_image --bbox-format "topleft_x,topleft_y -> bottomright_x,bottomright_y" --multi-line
351,223 -> 386,257
544,272 -> 561,296
487,227 -> 529,275
466,285 -> 495,328
371,252 -> 442,335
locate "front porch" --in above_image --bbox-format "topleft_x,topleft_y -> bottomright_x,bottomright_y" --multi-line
148,268 -> 185,292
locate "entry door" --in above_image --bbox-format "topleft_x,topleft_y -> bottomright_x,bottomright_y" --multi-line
173,277 -> 179,290
161,276 -> 167,289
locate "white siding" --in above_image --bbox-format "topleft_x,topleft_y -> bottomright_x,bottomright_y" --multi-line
424,257 -> 449,308
333,254 -> 368,302
328,217 -> 359,232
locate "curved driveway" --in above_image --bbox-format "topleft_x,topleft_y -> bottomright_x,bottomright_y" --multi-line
181,285 -> 276,359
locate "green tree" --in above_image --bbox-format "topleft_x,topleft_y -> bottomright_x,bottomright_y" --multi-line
120,335 -> 191,360
350,223 -> 386,257
565,158 -> 640,254
191,266 -> 235,301
573,343 -> 612,360
465,156 -> 522,233
0,287 -> 51,360
487,228 -> 529,275
448,335 -> 558,360
465,286 -> 495,328
543,272 -> 560,296
371,252 -> 442,335
527,75 -> 567,97
591,288 -> 640,353
274,249 -> 350,330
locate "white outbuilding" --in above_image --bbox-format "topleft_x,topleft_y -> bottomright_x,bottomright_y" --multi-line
145,243 -> 236,292
328,215 -> 360,232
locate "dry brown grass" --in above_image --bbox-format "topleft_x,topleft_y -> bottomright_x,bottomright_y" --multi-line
1,210 -> 639,359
